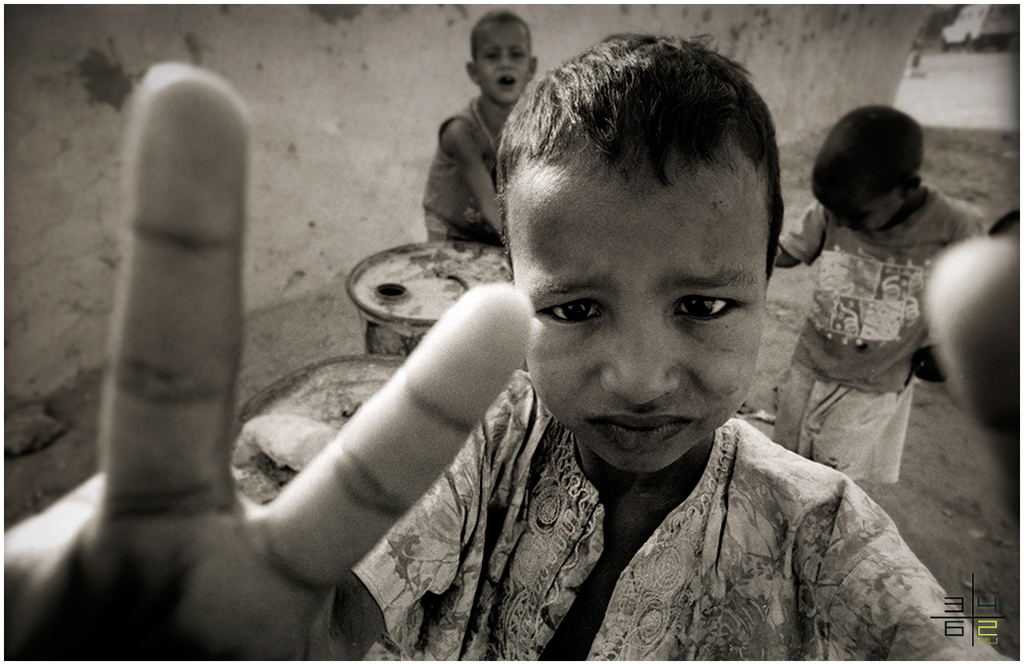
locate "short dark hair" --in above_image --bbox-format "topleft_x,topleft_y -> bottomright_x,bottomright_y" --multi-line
496,35 -> 783,277
813,106 -> 923,197
471,10 -> 531,60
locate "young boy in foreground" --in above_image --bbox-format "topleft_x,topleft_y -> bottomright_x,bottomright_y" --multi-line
5,39 -> 997,660
421,10 -> 536,245
352,36 -> 986,660
773,106 -> 985,483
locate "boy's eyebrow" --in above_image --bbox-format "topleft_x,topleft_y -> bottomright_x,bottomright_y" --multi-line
529,267 -> 761,296
661,266 -> 761,290
529,274 -> 612,295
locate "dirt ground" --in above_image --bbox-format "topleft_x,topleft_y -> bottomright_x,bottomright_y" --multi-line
5,61 -> 1020,657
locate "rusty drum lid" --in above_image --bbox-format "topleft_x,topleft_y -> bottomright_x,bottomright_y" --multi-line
346,241 -> 511,326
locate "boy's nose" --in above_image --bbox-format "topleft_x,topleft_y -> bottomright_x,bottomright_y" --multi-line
600,323 -> 682,405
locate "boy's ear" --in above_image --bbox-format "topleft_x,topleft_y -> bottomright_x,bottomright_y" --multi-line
528,56 -> 538,78
466,61 -> 480,85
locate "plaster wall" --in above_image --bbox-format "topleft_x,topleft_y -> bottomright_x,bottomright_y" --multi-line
5,4 -> 925,398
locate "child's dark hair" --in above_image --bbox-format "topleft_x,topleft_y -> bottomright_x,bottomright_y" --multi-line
471,10 -> 531,60
813,106 -> 923,197
496,35 -> 784,277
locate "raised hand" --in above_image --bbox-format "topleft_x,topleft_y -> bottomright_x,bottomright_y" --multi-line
4,64 -> 530,659
925,232 -> 1019,511
926,234 -> 1019,433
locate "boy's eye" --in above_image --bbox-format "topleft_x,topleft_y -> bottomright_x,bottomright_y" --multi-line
544,300 -> 600,322
676,296 -> 730,318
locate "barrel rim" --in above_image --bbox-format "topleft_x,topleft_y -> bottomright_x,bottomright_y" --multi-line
238,353 -> 405,423
345,240 -> 509,325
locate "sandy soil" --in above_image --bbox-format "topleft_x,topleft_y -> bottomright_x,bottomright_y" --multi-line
5,59 -> 1019,657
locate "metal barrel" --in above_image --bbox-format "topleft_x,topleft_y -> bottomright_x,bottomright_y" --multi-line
345,241 -> 511,355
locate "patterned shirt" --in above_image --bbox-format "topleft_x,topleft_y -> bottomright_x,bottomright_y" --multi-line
779,187 -> 984,393
353,371 -> 983,659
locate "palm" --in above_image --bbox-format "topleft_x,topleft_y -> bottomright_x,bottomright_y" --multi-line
63,512 -> 327,658
5,64 -> 529,659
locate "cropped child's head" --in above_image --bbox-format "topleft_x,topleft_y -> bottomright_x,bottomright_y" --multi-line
812,106 -> 924,232
494,36 -> 781,475
467,10 -> 536,108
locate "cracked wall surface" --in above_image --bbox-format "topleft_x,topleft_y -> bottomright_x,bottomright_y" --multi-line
5,5 -> 925,399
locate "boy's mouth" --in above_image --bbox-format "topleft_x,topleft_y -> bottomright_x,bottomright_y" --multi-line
498,74 -> 516,86
587,414 -> 692,448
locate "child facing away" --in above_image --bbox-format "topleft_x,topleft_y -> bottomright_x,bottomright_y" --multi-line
773,106 -> 986,484
421,10 -> 536,246
6,40 -> 1001,661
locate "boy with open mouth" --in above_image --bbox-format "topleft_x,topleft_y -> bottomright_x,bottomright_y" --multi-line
421,10 -> 537,246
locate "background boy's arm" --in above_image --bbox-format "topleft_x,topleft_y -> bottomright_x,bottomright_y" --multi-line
440,119 -> 503,237
911,202 -> 992,385
776,202 -> 830,268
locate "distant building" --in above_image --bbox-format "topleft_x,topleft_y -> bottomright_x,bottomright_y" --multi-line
941,4 -> 1019,51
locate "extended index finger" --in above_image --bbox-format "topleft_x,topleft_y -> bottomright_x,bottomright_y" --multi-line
100,64 -> 249,517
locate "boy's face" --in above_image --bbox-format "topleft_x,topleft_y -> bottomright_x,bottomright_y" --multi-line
812,178 -> 908,233
467,23 -> 536,107
506,151 -> 769,474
